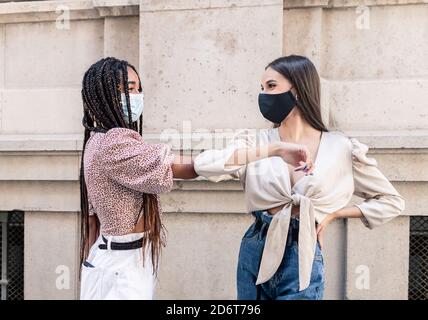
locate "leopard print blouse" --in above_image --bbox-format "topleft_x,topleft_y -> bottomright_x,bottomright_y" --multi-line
83,127 -> 175,236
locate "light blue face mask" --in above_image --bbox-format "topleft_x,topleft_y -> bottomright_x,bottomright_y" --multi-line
121,93 -> 144,123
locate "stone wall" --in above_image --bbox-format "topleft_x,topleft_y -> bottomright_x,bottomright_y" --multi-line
0,0 -> 426,299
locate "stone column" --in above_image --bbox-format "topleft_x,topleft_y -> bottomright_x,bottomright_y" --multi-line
139,0 -> 284,299
284,0 -> 428,299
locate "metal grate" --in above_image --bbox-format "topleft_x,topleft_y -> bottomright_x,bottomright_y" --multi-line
0,216 -> 3,300
0,211 -> 24,301
409,216 -> 428,300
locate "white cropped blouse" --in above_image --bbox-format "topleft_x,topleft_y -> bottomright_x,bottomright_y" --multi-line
194,128 -> 405,291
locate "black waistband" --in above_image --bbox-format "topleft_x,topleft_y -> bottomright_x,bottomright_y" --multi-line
98,235 -> 144,250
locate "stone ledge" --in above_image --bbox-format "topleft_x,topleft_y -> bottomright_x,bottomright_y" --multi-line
140,0 -> 282,12
344,130 -> 428,150
0,130 -> 427,152
0,180 -> 424,215
0,0 -> 139,24
1,0 -> 426,23
284,0 -> 428,9
0,134 -> 82,152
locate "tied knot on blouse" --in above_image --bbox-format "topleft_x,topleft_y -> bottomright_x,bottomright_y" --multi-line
256,191 -> 316,289
194,128 -> 405,291
245,157 -> 317,290
291,193 -> 304,206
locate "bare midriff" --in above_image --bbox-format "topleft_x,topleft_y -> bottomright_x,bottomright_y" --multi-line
131,215 -> 147,233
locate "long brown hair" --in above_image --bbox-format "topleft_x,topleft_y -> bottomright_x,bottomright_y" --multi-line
266,55 -> 328,132
80,57 -> 165,275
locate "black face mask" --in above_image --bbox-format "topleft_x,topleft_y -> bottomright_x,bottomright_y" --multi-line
258,90 -> 297,124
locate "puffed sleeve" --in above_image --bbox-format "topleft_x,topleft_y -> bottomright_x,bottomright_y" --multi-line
100,128 -> 175,194
350,138 -> 405,229
194,129 -> 256,183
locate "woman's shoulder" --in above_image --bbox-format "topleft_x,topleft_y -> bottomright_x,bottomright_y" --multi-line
324,130 -> 353,148
104,127 -> 140,138
325,130 -> 377,165
326,130 -> 369,150
99,127 -> 142,145
94,128 -> 143,156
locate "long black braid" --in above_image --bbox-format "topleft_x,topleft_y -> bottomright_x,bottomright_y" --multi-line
80,57 -> 164,276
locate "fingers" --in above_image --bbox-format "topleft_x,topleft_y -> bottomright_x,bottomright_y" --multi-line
294,159 -> 315,175
285,144 -> 314,175
305,159 -> 314,175
294,165 -> 306,171
294,161 -> 305,171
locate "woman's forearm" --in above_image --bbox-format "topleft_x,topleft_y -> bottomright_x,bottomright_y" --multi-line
172,155 -> 198,179
332,205 -> 364,219
225,142 -> 282,167
317,206 -> 364,243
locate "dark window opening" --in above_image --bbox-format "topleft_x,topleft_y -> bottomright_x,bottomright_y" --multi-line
0,210 -> 24,301
409,216 -> 428,300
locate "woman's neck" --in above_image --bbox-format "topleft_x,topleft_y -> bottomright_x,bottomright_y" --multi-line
277,108 -> 318,143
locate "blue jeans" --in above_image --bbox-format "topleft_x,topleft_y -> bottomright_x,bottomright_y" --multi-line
237,211 -> 325,300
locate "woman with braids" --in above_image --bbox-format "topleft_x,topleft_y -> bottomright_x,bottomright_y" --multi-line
79,57 -> 313,300
79,57 -> 199,300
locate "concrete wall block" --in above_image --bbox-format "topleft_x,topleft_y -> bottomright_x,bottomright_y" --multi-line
0,181 -> 80,212
322,218 -> 347,299
393,181 -> 428,216
24,211 -> 80,300
345,216 -> 409,300
156,212 -> 253,299
4,19 -> 103,88
104,16 -> 139,68
283,7 -> 323,69
0,24 -> 4,89
0,153 -> 79,181
284,4 -> 428,80
160,190 -> 247,214
322,4 -> 428,79
0,88 -> 83,134
372,151 -> 428,182
140,3 -> 283,131
327,79 -> 428,131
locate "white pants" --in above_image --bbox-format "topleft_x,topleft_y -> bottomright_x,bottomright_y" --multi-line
80,232 -> 156,300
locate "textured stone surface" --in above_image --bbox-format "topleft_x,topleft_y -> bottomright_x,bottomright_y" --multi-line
0,0 -> 425,300
24,211 -> 80,300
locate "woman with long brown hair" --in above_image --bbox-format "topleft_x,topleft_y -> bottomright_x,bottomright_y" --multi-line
194,55 -> 405,300
79,57 -> 309,300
